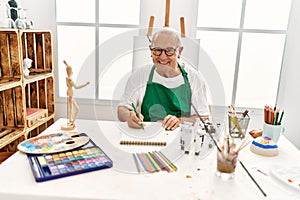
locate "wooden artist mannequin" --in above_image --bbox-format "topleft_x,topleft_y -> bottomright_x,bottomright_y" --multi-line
61,60 -> 90,130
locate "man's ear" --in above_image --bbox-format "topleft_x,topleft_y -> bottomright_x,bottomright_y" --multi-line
178,46 -> 184,55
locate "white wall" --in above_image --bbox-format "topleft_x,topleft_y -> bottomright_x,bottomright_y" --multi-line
19,0 -> 55,30
277,0 -> 300,149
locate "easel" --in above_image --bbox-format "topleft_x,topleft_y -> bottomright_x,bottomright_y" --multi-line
147,0 -> 185,38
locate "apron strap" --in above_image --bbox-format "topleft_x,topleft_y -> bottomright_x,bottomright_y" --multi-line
148,63 -> 189,83
147,65 -> 156,83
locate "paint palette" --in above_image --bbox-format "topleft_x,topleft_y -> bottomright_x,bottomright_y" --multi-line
27,133 -> 113,182
270,166 -> 300,191
18,132 -> 90,154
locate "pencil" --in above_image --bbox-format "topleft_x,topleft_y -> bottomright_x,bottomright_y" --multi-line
140,153 -> 155,173
156,151 -> 177,171
269,108 -> 272,124
135,153 -> 147,172
145,152 -> 160,171
271,110 -> 274,125
265,106 -> 269,124
278,110 -> 284,125
153,151 -> 171,172
132,153 -> 142,173
131,103 -> 144,130
273,111 -> 279,125
150,152 -> 169,172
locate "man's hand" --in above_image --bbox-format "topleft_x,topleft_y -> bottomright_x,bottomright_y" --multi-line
163,115 -> 181,130
127,110 -> 144,129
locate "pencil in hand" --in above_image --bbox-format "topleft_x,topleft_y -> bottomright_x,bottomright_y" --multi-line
131,103 -> 144,130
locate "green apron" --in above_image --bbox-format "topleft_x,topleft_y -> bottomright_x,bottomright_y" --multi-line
141,63 -> 191,122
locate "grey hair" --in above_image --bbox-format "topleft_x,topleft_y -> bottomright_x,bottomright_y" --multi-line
151,27 -> 183,47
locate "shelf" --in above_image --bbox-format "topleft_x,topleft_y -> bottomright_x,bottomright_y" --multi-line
0,128 -> 24,149
0,80 -> 21,92
0,30 -> 22,81
0,29 -> 55,152
24,72 -> 53,85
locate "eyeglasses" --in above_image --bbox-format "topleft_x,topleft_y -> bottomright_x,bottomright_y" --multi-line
149,47 -> 178,56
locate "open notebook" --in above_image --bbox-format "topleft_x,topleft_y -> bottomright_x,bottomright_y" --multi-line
118,122 -> 167,146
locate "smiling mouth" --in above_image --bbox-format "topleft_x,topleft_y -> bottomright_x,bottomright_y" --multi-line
158,61 -> 169,65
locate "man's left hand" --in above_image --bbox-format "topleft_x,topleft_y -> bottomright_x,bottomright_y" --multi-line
163,115 -> 181,130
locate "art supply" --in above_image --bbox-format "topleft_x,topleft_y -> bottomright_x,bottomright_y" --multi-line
180,123 -> 194,154
215,132 -> 266,196
239,159 -> 267,197
262,123 -> 285,143
250,136 -> 279,156
133,151 -> 176,173
132,153 -> 142,173
194,127 -> 205,156
216,134 -> 239,179
157,151 -> 177,171
216,149 -> 238,178
228,106 -> 250,139
18,132 -> 90,154
270,166 -> 300,191
131,103 -> 144,130
26,133 -> 113,182
120,131 -> 166,146
191,103 -> 224,159
264,105 -> 284,125
119,122 -> 166,146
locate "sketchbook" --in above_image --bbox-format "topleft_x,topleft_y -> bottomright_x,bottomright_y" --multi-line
118,122 -> 167,146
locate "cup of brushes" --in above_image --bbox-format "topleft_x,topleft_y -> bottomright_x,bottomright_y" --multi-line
216,134 -> 250,179
228,108 -> 250,139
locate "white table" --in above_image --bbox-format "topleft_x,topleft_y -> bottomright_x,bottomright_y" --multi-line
0,118 -> 299,200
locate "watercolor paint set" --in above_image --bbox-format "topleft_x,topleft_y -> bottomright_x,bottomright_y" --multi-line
27,133 -> 113,182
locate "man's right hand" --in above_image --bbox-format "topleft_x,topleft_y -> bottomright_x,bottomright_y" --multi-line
127,110 -> 144,129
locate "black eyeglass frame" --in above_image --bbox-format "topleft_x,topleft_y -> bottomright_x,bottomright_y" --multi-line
149,46 -> 179,56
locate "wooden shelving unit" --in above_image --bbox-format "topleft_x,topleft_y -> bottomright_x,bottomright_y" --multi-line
0,29 -> 55,154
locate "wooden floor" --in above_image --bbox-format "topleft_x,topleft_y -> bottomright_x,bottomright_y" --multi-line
0,152 -> 14,164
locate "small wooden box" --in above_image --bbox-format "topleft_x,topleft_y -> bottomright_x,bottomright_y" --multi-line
26,108 -> 48,128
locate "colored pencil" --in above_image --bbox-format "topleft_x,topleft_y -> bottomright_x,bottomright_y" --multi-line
149,152 -> 169,172
145,152 -> 160,172
131,103 -> 144,130
278,110 -> 284,125
265,106 -> 269,123
132,153 -> 142,173
135,153 -> 147,172
153,151 -> 172,172
269,108 -> 272,124
264,105 -> 267,123
156,151 -> 177,171
273,111 -> 279,125
140,153 -> 155,173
